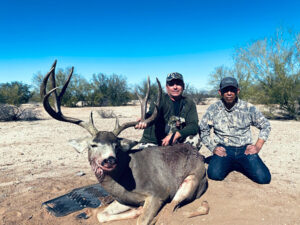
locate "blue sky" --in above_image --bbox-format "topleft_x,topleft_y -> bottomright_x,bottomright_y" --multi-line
0,0 -> 299,90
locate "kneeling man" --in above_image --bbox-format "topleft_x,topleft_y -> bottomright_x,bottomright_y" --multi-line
200,77 -> 271,184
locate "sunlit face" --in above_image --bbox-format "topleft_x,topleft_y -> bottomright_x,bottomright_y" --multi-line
166,79 -> 184,100
218,86 -> 240,105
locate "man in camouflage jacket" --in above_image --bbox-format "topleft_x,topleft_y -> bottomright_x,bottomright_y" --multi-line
199,77 -> 271,184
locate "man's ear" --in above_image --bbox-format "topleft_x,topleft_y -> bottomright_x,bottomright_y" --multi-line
218,89 -> 222,97
237,88 -> 240,95
118,138 -> 138,152
68,136 -> 92,153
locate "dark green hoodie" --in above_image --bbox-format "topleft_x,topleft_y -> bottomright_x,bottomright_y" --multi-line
140,93 -> 199,145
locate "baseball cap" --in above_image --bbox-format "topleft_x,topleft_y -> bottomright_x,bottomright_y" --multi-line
166,72 -> 184,83
220,77 -> 239,90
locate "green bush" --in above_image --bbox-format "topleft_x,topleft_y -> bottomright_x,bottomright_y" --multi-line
0,82 -> 32,105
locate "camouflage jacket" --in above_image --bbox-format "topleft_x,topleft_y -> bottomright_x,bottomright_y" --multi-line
199,99 -> 271,152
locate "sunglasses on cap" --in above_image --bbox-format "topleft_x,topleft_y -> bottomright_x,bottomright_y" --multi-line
167,79 -> 184,87
221,86 -> 238,94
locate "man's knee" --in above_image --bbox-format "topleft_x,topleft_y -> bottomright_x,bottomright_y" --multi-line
207,166 -> 227,181
253,170 -> 271,184
244,154 -> 271,184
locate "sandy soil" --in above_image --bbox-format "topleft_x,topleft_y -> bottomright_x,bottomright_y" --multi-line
0,104 -> 299,225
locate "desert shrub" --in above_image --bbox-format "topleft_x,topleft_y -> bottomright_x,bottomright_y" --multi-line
32,68 -> 90,107
184,84 -> 209,105
0,82 -> 32,105
0,104 -> 40,121
90,73 -> 131,106
97,109 -> 116,118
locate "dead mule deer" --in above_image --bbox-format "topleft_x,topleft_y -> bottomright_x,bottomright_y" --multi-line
41,60 -> 208,225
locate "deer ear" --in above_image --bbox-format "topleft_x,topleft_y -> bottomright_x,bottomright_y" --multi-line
118,138 -> 138,152
68,136 -> 92,153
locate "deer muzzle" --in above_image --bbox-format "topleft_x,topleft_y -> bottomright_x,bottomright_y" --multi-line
100,156 -> 117,172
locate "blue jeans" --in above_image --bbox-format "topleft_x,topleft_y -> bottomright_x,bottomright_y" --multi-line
207,145 -> 271,184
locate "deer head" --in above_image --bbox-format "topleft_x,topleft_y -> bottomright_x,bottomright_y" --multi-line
40,60 -> 162,178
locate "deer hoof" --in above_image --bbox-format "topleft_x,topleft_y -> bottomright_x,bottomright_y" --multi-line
76,212 -> 89,220
76,208 -> 94,220
183,201 -> 209,218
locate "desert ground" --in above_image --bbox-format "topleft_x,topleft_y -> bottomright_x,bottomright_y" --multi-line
0,104 -> 299,225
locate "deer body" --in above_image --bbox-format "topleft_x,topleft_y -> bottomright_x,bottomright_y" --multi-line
92,143 -> 207,206
41,61 -> 208,225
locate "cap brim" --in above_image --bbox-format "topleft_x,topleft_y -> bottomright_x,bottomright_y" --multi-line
220,84 -> 238,89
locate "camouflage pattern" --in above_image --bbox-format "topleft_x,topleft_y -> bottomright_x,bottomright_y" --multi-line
166,72 -> 184,82
137,114 -> 201,151
167,115 -> 186,134
133,142 -> 158,150
184,134 -> 202,150
136,134 -> 202,151
167,116 -> 202,150
168,116 -> 202,150
199,99 -> 271,152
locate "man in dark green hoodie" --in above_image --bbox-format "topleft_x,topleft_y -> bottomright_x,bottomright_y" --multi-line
136,72 -> 199,148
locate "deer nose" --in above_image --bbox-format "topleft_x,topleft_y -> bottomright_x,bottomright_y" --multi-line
102,156 -> 117,166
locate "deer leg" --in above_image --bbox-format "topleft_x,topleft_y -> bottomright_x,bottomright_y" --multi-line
172,174 -> 199,209
137,196 -> 164,225
95,200 -> 143,223
156,174 -> 208,224
154,174 -> 199,225
179,175 -> 209,218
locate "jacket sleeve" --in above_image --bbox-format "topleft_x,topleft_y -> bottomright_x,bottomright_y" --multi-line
250,105 -> 271,141
178,100 -> 199,139
199,105 -> 216,152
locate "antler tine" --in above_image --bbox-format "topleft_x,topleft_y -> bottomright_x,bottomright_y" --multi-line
59,66 -> 74,99
112,77 -> 162,137
41,60 -> 99,136
136,76 -> 150,121
112,119 -> 139,137
42,87 -> 79,123
114,117 -> 120,132
87,111 -> 99,136
40,66 -> 55,98
49,60 -> 59,111
143,78 -> 161,125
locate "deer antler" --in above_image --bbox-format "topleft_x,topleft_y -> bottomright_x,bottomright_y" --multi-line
112,77 -> 162,136
40,60 -> 99,136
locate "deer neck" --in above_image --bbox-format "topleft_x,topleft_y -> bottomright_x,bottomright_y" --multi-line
99,152 -> 136,192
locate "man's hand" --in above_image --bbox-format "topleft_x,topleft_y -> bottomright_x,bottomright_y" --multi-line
245,145 -> 260,155
161,132 -> 181,146
213,146 -> 227,157
245,138 -> 265,155
135,118 -> 147,129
